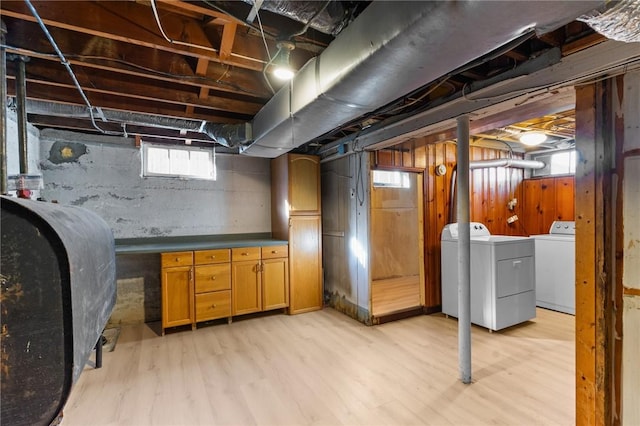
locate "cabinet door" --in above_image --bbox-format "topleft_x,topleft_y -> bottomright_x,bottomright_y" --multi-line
289,154 -> 320,214
232,261 -> 261,315
289,215 -> 323,314
162,266 -> 194,329
263,257 -> 289,310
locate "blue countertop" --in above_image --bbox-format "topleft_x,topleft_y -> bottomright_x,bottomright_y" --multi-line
115,233 -> 287,254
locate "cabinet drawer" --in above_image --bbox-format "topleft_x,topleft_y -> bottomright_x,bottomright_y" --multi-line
195,264 -> 231,293
261,245 -> 288,260
195,291 -> 231,322
161,251 -> 193,267
194,249 -> 230,265
232,246 -> 261,262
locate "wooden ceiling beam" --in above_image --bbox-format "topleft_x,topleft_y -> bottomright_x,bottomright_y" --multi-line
186,57 -> 212,115
219,22 -> 238,62
6,59 -> 262,115
7,79 -> 248,123
1,1 -> 266,71
504,49 -> 529,62
3,18 -> 271,99
155,0 -> 236,24
562,33 -> 606,56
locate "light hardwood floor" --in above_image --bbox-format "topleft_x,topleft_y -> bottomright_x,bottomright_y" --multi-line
63,308 -> 574,426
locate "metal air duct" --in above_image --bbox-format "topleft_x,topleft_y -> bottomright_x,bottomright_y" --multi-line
239,0 -> 351,35
24,100 -> 250,148
241,1 -> 602,158
578,0 -> 640,43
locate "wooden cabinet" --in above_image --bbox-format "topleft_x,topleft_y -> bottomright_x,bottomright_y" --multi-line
288,155 -> 321,214
262,245 -> 289,310
161,252 -> 194,334
194,249 -> 231,323
161,244 -> 289,334
289,216 -> 322,314
232,246 -> 290,315
232,247 -> 262,315
272,153 -> 323,315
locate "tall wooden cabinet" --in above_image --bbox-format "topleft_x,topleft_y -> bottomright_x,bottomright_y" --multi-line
272,154 -> 323,314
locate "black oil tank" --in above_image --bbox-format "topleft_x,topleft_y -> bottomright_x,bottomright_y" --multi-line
1,196 -> 116,426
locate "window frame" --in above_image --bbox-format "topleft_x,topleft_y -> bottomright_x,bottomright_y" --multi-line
528,147 -> 577,178
141,142 -> 217,181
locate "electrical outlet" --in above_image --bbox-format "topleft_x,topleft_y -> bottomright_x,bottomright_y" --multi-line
507,215 -> 519,224
507,198 -> 518,210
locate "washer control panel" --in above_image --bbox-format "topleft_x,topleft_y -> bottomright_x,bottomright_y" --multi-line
549,220 -> 576,235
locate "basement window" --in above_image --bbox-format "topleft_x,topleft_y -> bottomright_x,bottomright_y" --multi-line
142,143 -> 216,180
372,170 -> 411,188
530,149 -> 576,177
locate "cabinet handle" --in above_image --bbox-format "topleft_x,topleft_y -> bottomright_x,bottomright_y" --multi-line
210,255 -> 216,259
210,304 -> 216,309
175,257 -> 180,262
189,270 -> 193,282
271,250 -> 278,254
211,276 -> 216,280
242,252 -> 249,256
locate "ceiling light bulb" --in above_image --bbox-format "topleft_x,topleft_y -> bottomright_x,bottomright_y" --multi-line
519,131 -> 547,146
272,40 -> 295,81
273,66 -> 294,80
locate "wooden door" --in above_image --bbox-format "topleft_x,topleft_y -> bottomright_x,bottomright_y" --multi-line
162,266 -> 194,331
289,215 -> 322,314
263,257 -> 289,310
370,172 -> 424,317
232,261 -> 261,315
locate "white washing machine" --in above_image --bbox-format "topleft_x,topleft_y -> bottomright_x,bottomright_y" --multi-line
531,221 -> 575,315
441,222 -> 536,331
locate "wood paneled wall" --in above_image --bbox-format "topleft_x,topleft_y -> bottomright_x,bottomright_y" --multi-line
375,140 -> 525,308
520,176 -> 575,235
375,142 -> 576,309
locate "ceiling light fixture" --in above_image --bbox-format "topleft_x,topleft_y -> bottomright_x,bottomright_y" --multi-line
519,131 -> 548,146
272,40 -> 295,81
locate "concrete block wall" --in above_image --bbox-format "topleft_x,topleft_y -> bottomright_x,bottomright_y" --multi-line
38,129 -> 272,326
39,129 -> 271,238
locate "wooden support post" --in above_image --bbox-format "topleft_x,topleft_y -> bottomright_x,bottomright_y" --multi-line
574,80 -> 614,425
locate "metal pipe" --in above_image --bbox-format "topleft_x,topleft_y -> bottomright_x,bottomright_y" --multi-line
456,115 -> 472,384
449,166 -> 457,223
1,20 -> 7,195
469,158 -> 545,169
24,0 -> 109,135
15,56 -> 28,176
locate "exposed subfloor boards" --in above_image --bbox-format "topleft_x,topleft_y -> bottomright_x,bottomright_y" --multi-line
63,308 -> 574,425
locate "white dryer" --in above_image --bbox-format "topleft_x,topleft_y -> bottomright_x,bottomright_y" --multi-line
441,222 -> 536,331
531,221 -> 575,315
